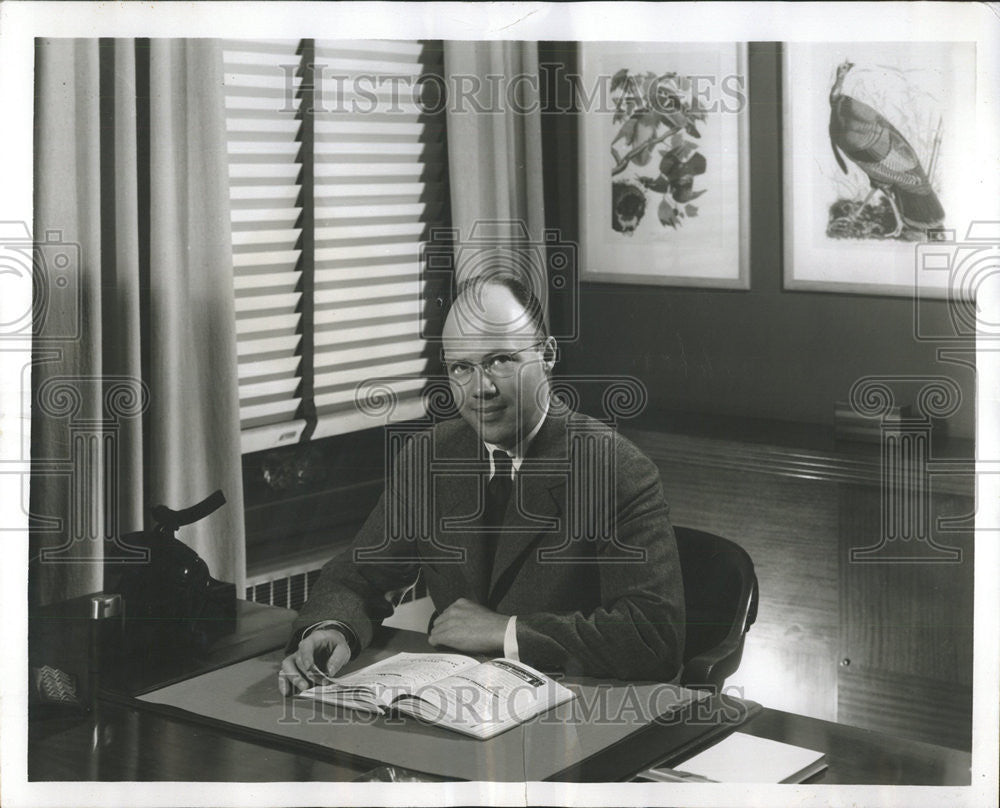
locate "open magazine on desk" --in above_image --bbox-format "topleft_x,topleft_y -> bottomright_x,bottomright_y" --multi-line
298,652 -> 575,740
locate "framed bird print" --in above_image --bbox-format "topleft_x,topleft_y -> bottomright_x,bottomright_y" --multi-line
783,42 -> 979,297
578,42 -> 750,288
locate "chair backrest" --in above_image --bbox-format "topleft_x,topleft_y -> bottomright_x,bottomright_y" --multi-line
673,526 -> 759,690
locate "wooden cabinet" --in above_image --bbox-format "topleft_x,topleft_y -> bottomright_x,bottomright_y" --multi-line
626,421 -> 973,750
837,485 -> 973,750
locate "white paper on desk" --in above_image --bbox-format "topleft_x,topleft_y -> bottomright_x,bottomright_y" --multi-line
668,732 -> 827,783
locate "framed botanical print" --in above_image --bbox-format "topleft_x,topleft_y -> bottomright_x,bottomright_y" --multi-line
578,42 -> 750,288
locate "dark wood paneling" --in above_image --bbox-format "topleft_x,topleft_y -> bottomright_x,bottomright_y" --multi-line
629,425 -> 975,747
838,486 -> 974,685
651,459 -> 840,721
838,485 -> 974,749
626,426 -> 972,496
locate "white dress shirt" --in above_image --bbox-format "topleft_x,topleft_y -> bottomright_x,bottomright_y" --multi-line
483,401 -> 549,661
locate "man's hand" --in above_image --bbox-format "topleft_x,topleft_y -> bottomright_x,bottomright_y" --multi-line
428,598 -> 508,654
278,628 -> 352,696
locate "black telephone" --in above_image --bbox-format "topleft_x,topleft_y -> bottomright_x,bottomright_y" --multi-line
106,490 -> 237,659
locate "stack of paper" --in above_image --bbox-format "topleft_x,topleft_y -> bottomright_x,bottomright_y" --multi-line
640,732 -> 827,784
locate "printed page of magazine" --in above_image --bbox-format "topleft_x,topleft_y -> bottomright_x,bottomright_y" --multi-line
299,652 -> 480,713
393,658 -> 576,740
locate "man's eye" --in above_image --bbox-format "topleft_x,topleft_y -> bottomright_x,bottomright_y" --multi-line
485,355 -> 514,371
449,362 -> 474,376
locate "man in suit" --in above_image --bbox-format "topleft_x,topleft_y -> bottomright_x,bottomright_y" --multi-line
279,273 -> 685,693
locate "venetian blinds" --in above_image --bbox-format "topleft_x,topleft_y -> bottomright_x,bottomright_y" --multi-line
310,39 -> 446,440
223,40 -> 449,454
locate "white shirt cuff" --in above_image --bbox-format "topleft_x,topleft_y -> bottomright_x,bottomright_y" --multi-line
503,615 -> 519,660
301,619 -> 358,654
303,619 -> 343,637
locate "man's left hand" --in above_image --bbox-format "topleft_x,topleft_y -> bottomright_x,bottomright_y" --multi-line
428,597 -> 507,654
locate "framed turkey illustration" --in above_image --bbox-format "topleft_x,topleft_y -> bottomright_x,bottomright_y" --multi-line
578,42 -> 749,288
783,42 -> 978,296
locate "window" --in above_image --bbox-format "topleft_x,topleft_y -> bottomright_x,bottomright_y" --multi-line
223,39 -> 449,454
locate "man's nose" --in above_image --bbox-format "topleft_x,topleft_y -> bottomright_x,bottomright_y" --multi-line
472,369 -> 499,397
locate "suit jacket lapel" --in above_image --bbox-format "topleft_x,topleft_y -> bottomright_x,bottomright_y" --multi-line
488,410 -> 568,604
431,421 -> 492,599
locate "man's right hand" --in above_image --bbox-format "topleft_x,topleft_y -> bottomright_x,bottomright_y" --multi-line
278,628 -> 352,696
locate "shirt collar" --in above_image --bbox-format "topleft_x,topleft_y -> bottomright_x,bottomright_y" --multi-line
484,399 -> 549,477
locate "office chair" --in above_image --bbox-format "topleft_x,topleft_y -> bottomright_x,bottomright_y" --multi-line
674,526 -> 759,691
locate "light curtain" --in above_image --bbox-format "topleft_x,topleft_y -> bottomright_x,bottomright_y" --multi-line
30,39 -> 245,606
443,41 -> 547,302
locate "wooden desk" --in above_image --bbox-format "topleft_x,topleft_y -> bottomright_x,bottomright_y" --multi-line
738,708 -> 970,786
28,599 -> 971,784
29,700 -> 372,782
29,699 -> 972,785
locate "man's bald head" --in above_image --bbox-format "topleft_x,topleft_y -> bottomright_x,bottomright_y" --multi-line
443,273 -> 547,345
442,274 -> 555,449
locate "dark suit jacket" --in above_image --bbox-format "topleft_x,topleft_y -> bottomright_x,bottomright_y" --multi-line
292,409 -> 685,681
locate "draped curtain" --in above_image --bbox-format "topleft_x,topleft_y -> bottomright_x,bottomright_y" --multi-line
30,38 -> 245,606
443,41 -> 547,304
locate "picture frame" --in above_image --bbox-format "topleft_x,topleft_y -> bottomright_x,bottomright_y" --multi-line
578,42 -> 750,288
782,42 -> 979,297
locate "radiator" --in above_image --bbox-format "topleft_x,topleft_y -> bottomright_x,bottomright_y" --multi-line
245,562 -> 427,613
245,561 -> 325,612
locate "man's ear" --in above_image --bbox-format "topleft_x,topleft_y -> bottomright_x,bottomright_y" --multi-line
541,336 -> 558,370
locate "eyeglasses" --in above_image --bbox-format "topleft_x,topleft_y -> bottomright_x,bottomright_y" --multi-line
445,341 -> 545,383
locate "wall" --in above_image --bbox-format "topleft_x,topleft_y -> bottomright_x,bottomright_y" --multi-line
540,42 -> 975,439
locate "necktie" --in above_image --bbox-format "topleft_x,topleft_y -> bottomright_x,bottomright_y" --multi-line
485,450 -> 513,526
483,450 -> 513,582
